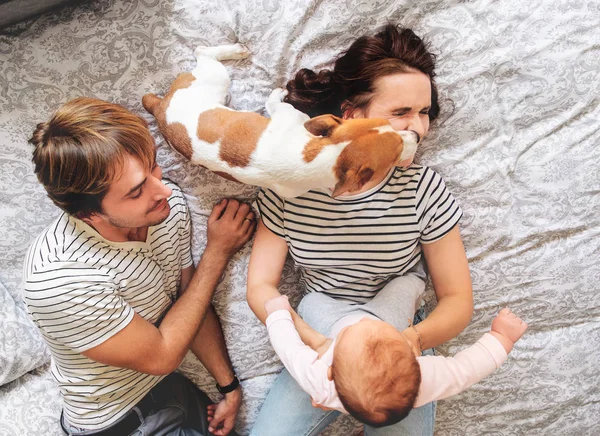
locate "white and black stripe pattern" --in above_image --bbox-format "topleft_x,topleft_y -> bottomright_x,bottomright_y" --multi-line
257,165 -> 462,303
22,180 -> 192,430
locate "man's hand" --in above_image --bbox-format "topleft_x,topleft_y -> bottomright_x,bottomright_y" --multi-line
207,199 -> 255,259
264,295 -> 292,316
207,387 -> 242,435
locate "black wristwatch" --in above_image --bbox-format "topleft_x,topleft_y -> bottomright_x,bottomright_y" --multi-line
216,374 -> 240,394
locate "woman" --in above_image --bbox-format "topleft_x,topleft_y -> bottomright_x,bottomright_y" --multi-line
247,24 -> 473,436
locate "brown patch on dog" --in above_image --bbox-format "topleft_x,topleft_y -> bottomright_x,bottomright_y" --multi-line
331,129 -> 405,196
302,116 -> 393,164
143,72 -> 197,159
301,115 -> 406,196
197,108 -> 270,167
161,121 -> 193,160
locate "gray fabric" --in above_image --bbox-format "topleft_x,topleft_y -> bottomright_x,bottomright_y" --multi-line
0,1 -> 599,435
0,280 -> 50,385
0,0 -> 79,28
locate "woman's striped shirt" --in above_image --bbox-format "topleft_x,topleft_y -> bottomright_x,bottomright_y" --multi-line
256,165 -> 462,303
22,180 -> 192,430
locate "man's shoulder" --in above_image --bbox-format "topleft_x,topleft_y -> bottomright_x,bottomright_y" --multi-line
26,213 -> 70,267
24,213 -> 105,282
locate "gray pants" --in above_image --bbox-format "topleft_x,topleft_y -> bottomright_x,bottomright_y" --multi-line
62,373 -> 222,436
299,264 -> 427,335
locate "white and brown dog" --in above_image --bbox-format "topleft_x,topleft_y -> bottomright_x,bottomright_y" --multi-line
142,44 -> 418,198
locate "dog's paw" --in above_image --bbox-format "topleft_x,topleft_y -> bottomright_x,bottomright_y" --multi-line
194,44 -> 250,61
227,43 -> 251,60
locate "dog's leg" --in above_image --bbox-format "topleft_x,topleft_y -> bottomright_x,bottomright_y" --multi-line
191,44 -> 250,106
265,88 -> 289,117
194,44 -> 250,62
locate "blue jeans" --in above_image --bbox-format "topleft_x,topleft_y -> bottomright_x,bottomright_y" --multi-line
251,274 -> 436,436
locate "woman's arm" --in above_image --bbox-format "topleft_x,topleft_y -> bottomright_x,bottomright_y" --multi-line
247,219 -> 290,324
402,225 -> 474,352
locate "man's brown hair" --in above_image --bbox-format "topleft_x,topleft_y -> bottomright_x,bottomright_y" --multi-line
30,97 -> 156,218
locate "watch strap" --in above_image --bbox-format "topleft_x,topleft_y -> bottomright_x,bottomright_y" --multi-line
216,374 -> 240,394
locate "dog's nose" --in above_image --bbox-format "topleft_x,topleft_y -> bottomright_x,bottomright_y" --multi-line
398,130 -> 419,161
409,130 -> 420,144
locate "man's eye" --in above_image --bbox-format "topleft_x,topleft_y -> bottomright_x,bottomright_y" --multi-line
420,109 -> 430,115
131,189 -> 143,199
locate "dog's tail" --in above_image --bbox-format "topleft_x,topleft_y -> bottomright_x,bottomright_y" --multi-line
142,93 -> 162,115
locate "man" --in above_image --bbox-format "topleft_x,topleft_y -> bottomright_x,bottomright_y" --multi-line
24,97 -> 254,436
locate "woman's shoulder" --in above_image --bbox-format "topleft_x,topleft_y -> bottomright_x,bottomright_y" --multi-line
389,164 -> 440,184
389,164 -> 451,199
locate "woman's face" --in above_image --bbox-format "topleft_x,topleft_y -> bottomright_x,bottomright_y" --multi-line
345,71 -> 432,167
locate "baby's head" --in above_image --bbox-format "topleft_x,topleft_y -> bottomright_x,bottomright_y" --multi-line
331,318 -> 421,427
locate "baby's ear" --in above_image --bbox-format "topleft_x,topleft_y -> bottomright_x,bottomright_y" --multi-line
327,366 -> 333,381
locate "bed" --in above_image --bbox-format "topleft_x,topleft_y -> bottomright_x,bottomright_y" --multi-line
1,0 -> 598,435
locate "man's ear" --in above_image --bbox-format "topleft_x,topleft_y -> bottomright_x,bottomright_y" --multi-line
331,166 -> 374,197
304,114 -> 343,137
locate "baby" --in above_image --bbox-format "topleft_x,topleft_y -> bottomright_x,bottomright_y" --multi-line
265,295 -> 528,427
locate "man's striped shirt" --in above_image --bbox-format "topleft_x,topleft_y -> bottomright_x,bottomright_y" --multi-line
22,180 -> 192,430
256,165 -> 462,303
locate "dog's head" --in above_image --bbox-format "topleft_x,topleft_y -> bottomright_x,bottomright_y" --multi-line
304,115 -> 419,197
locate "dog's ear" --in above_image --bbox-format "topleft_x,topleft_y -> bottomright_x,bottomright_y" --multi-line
304,115 -> 343,137
332,166 -> 374,197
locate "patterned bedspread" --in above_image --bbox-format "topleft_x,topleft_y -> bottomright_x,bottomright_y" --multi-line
0,1 -> 598,435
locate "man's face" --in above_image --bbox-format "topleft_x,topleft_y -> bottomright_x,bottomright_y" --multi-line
98,154 -> 173,229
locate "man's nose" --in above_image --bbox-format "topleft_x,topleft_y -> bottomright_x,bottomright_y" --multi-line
150,177 -> 173,199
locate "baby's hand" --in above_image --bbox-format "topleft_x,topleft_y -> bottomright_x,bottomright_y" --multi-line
491,308 -> 528,352
264,295 -> 292,316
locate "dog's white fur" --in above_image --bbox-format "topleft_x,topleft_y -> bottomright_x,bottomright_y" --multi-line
143,44 -> 418,198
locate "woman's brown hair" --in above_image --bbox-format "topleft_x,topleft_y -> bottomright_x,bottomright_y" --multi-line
284,24 -> 439,121
30,97 -> 156,218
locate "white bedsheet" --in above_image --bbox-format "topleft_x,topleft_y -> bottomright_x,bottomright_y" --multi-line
0,1 -> 598,435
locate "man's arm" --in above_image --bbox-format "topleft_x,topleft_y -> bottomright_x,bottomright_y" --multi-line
191,304 -> 241,436
82,199 -> 254,375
